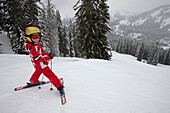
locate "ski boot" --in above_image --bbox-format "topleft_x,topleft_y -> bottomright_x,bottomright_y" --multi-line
57,85 -> 65,96
26,80 -> 45,87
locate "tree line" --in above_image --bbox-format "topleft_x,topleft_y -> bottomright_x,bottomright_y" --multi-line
0,0 -> 169,65
0,0 -> 71,57
110,38 -> 170,66
0,0 -> 112,60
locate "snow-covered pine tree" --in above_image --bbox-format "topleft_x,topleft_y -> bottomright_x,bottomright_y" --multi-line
24,0 -> 39,26
1,0 -> 42,53
137,43 -> 145,61
68,20 -> 74,57
56,11 -> 69,57
73,0 -> 112,60
118,40 -> 123,53
0,43 -> 2,54
115,39 -> 120,52
38,2 -> 47,47
147,42 -> 159,66
131,41 -> 139,56
142,44 -> 149,61
4,0 -> 26,53
152,51 -> 159,66
163,49 -> 170,65
120,40 -> 125,54
122,39 -> 129,54
146,46 -> 153,65
59,26 -> 69,57
43,0 -> 59,56
128,40 -> 133,55
0,0 -> 6,32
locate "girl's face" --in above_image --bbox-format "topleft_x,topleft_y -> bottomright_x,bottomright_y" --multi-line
31,34 -> 40,43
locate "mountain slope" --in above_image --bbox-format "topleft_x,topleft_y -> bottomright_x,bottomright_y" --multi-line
0,52 -> 170,113
109,5 -> 170,46
0,32 -> 14,54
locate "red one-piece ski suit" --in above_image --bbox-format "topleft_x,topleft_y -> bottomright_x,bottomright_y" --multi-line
23,42 -> 62,89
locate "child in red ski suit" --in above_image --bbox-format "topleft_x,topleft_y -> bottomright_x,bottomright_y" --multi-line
23,27 -> 64,94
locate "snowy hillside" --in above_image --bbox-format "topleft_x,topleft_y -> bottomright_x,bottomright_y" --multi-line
0,32 -> 14,54
0,51 -> 170,113
109,5 -> 170,47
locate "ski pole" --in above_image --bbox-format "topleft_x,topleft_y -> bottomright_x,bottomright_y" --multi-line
38,74 -> 44,89
50,59 -> 53,90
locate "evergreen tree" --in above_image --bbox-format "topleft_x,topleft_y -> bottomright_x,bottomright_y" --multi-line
68,20 -> 75,57
0,0 -> 6,32
128,40 -> 133,55
147,43 -> 159,66
73,23 -> 80,57
0,43 -> 2,54
142,45 -> 149,61
137,43 -> 144,61
1,0 -> 41,53
59,26 -> 69,57
43,0 -> 58,55
38,2 -> 47,47
124,39 -> 129,54
121,40 -> 125,54
24,0 -> 39,26
118,40 -> 123,53
163,49 -> 170,65
5,0 -> 26,53
74,0 -> 112,60
131,41 -> 138,56
55,11 -> 69,57
115,39 -> 120,52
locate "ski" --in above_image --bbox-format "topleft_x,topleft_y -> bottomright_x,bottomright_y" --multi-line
14,81 -> 51,91
60,78 -> 66,105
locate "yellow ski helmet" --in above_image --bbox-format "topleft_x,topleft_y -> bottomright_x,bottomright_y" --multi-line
25,27 -> 41,42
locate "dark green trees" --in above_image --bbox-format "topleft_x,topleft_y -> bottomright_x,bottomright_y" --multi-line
74,0 -> 112,60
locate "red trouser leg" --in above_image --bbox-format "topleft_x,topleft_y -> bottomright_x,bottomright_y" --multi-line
30,69 -> 42,83
42,66 -> 62,89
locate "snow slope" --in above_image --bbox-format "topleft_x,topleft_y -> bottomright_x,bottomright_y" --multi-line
0,32 -> 14,54
0,52 -> 170,113
109,5 -> 170,47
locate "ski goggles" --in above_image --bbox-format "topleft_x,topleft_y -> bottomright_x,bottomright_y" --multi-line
31,34 -> 41,39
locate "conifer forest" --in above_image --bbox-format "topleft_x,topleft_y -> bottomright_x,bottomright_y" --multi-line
0,0 -> 170,66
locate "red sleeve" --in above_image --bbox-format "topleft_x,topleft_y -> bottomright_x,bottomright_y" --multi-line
27,43 -> 46,62
39,44 -> 51,61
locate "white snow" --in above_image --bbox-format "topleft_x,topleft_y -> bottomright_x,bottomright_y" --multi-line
114,25 -> 124,36
151,8 -> 170,28
151,9 -> 162,24
150,8 -> 170,28
115,25 -> 120,33
0,32 -> 14,54
132,18 -> 147,26
160,46 -> 170,50
119,17 -> 148,27
160,17 -> 170,28
0,52 -> 170,113
159,37 -> 170,45
128,33 -> 143,40
151,9 -> 162,18
119,19 -> 131,26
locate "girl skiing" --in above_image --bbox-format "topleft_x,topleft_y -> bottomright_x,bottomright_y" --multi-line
23,27 -> 64,95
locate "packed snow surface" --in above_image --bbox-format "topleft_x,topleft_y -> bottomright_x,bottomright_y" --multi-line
0,52 -> 170,113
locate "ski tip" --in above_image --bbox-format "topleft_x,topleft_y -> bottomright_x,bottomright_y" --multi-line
62,102 -> 66,105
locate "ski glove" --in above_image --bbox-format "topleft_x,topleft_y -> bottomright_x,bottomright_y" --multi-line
49,53 -> 54,59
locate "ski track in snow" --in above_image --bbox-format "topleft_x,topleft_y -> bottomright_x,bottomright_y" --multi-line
0,52 -> 170,113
